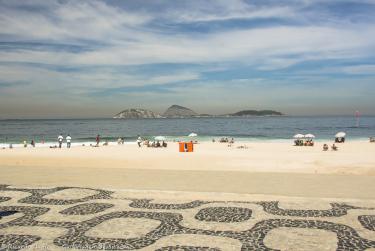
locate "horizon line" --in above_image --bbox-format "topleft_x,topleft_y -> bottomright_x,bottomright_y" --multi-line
0,114 -> 373,120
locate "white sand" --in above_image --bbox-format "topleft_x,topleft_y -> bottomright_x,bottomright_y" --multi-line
0,141 -> 375,199
1,141 -> 374,174
1,141 -> 375,199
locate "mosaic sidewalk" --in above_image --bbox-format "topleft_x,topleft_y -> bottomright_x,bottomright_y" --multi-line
0,184 -> 375,250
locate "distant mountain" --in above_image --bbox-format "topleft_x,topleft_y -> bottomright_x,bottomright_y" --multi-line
113,108 -> 162,119
229,110 -> 283,116
113,107 -> 283,119
163,105 -> 198,118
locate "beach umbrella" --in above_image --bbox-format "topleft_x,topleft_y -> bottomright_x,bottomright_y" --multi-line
154,136 -> 166,141
335,132 -> 346,138
188,133 -> 198,137
293,134 -> 305,139
305,134 -> 315,139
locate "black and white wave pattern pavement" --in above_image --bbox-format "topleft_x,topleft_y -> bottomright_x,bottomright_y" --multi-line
0,184 -> 375,250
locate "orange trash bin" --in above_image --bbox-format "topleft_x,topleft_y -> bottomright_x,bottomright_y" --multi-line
179,142 -> 194,152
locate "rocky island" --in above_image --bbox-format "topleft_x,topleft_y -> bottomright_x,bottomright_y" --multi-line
113,106 -> 283,119
113,109 -> 162,119
163,105 -> 198,118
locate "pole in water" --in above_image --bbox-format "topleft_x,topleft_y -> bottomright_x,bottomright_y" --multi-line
355,110 -> 360,127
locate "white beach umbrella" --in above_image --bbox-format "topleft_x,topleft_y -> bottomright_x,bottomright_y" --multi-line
154,136 -> 166,141
335,132 -> 346,138
188,133 -> 198,137
305,134 -> 315,139
293,134 -> 305,139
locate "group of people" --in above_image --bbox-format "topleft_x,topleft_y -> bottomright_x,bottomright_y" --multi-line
145,140 -> 167,148
212,137 -> 235,147
216,137 -> 234,144
335,137 -> 345,143
117,137 -> 125,144
136,136 -> 167,148
52,134 -> 168,148
54,134 -> 72,148
21,140 -> 36,148
294,139 -> 314,146
323,143 -> 338,151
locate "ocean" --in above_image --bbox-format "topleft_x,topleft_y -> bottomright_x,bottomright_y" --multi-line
0,116 -> 374,146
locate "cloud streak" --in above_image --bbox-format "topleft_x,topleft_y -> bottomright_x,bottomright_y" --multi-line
0,0 -> 375,117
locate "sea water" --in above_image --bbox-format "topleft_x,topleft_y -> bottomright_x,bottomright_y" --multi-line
0,116 -> 374,146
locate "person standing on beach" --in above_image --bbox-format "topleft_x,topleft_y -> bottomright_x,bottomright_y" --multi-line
66,134 -> 72,148
58,134 -> 63,148
96,134 -> 100,146
30,140 -> 35,147
137,136 -> 142,147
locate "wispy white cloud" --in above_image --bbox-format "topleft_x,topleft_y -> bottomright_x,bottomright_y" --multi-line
0,0 -> 150,41
1,25 -> 373,69
0,0 -> 375,117
1,0 -> 374,68
161,0 -> 296,23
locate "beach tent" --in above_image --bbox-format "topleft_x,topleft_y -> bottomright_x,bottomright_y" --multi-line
179,142 -> 194,152
188,133 -> 198,137
154,136 -> 166,141
293,134 -> 305,139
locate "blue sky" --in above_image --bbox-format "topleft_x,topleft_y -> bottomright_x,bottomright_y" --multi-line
0,0 -> 375,118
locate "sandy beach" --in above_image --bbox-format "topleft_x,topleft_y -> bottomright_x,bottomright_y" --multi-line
2,141 -> 375,250
2,140 -> 375,250
1,140 -> 375,199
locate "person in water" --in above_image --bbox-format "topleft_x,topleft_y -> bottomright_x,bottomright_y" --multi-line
96,134 -> 100,146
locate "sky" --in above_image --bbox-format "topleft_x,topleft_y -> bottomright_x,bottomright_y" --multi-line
0,0 -> 375,118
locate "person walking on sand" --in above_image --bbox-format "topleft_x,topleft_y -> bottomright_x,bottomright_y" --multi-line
66,134 -> 72,148
96,134 -> 100,146
30,140 -> 35,147
58,134 -> 63,148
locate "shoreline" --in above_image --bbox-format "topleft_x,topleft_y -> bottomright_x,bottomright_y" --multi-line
1,138 -> 372,149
